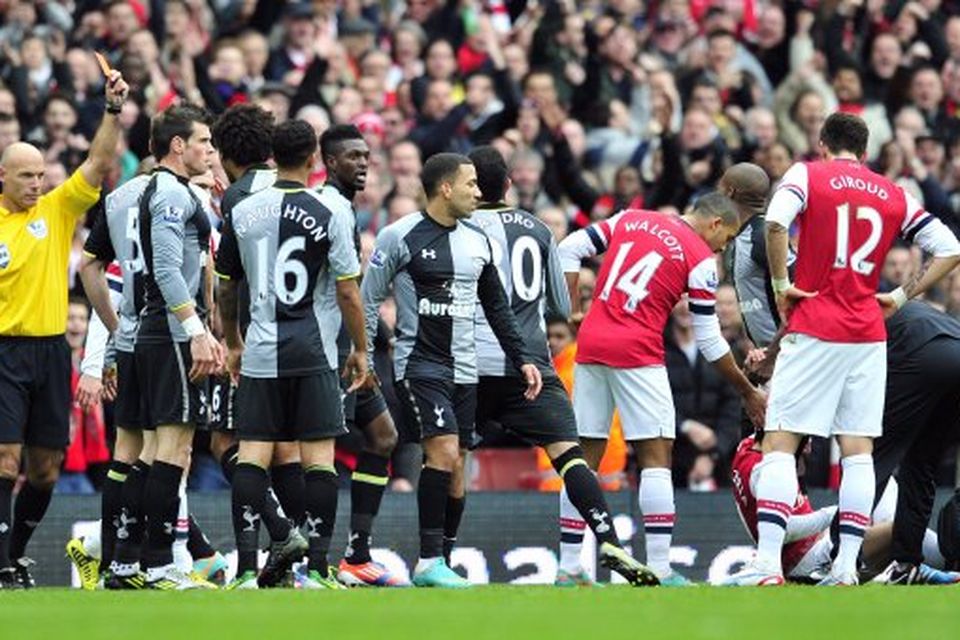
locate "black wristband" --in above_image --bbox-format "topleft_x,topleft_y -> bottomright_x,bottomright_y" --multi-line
105,103 -> 123,115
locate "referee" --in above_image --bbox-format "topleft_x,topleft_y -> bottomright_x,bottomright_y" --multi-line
0,69 -> 129,588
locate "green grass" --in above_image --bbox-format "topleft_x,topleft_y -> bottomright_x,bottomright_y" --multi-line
2,586 -> 957,640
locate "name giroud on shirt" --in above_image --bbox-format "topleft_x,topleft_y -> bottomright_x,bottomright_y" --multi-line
233,203 -> 330,243
828,175 -> 890,200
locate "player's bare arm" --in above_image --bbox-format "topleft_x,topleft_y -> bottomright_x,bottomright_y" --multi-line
217,278 -> 244,382
336,277 -> 370,393
79,255 -> 120,335
765,219 -> 816,319
78,69 -> 129,187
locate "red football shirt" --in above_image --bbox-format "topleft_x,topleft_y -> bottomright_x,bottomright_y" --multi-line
731,436 -> 820,575
770,160 -> 930,342
575,210 -> 719,368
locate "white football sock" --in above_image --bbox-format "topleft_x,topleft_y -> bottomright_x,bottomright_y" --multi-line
559,486 -> 585,573
922,529 -> 946,569
835,453 -> 874,576
639,468 -> 674,577
754,451 -> 798,574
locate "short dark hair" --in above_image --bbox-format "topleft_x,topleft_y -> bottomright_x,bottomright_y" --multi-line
707,28 -> 737,43
43,91 -> 78,115
150,104 -> 213,159
319,124 -> 364,161
272,119 -> 317,169
692,191 -> 739,228
468,145 -> 508,203
820,112 -> 869,158
421,152 -> 472,199
211,104 -> 274,167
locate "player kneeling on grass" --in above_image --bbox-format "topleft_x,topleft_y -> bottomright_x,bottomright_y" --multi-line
217,119 -> 370,590
728,432 -> 960,585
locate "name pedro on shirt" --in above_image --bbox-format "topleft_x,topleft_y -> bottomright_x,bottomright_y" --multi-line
234,203 -> 328,242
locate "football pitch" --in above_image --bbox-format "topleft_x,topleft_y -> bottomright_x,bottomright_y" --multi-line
2,586 -> 958,640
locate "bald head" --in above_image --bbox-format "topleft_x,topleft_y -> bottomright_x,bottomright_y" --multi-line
719,162 -> 770,219
0,142 -> 46,212
1,142 -> 43,167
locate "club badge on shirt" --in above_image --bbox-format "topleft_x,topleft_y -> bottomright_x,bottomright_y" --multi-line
27,219 -> 47,239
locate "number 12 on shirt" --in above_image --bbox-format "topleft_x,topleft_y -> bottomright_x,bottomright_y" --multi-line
599,242 -> 664,312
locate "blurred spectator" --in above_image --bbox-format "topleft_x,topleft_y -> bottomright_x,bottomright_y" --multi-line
665,303 -> 742,491
58,299 -> 110,495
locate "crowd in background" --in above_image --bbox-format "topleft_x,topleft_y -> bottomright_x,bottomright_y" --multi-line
4,0 -> 960,493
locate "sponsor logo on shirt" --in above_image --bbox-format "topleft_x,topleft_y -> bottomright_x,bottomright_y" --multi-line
27,219 -> 47,239
0,243 -> 9,268
162,206 -> 184,223
418,298 -> 474,318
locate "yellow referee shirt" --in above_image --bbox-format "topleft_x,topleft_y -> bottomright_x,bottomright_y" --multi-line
0,170 -> 101,336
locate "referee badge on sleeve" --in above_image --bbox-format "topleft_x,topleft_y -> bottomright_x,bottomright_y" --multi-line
0,243 -> 9,269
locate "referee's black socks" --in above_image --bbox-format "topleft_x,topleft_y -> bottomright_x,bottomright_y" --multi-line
304,465 -> 338,575
10,480 -> 53,562
231,463 -> 269,575
552,447 -> 618,547
346,452 -> 390,565
418,467 -> 452,560
0,477 -> 13,569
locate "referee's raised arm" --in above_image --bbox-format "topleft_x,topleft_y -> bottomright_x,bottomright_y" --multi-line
78,70 -> 130,190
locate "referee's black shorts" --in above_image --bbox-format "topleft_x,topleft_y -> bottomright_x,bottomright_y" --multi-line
0,335 -> 71,448
396,377 -> 477,449
476,375 -> 578,446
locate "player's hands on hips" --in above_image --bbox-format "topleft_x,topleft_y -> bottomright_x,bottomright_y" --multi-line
76,374 -> 103,411
744,387 -> 767,429
102,364 -> 118,402
775,286 -> 817,321
875,292 -> 900,319
189,331 -> 223,382
521,364 -> 543,400
342,350 -> 369,393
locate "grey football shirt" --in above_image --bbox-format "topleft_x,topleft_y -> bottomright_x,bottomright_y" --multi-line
215,180 -> 360,378
470,205 -> 569,377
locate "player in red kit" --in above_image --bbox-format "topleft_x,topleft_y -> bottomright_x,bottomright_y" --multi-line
558,193 -> 766,585
725,113 -> 960,586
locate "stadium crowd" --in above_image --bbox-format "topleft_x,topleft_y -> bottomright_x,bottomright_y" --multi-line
9,0 -> 957,494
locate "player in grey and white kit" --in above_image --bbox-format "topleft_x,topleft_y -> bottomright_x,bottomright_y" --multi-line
317,125 -> 407,587
217,119 -> 369,590
468,146 -> 659,587
134,105 -> 223,589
